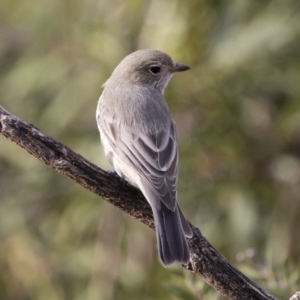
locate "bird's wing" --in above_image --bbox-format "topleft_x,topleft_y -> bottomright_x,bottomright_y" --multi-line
120,122 -> 178,211
98,114 -> 178,211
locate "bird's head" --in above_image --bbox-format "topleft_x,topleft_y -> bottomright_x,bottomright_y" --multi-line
105,49 -> 190,94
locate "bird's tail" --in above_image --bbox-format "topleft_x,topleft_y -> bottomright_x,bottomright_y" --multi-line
153,203 -> 192,266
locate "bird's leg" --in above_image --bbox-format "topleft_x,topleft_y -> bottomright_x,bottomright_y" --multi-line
107,170 -> 128,186
107,170 -> 119,177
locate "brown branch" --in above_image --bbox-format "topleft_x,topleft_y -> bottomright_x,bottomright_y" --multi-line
0,105 -> 279,300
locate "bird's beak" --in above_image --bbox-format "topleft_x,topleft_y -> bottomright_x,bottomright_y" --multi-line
170,62 -> 190,73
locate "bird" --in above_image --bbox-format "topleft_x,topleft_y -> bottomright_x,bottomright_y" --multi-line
96,49 -> 193,266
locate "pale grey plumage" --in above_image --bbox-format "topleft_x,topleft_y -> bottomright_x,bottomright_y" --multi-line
96,49 -> 192,266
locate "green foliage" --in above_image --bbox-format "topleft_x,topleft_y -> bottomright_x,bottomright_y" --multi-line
1,0 -> 300,299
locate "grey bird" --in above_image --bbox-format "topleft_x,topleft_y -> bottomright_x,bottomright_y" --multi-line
96,49 -> 193,266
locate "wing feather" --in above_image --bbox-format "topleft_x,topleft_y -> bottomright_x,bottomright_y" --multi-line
98,113 -> 178,210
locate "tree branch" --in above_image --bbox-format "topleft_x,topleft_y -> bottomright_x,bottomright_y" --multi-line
0,105 -> 279,300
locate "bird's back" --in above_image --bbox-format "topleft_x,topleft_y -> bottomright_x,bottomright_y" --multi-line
100,81 -> 172,134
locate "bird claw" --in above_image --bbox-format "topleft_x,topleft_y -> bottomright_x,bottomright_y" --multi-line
107,170 -> 127,186
107,170 -> 119,177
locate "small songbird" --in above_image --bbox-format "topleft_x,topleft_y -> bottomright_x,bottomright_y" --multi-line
96,49 -> 192,266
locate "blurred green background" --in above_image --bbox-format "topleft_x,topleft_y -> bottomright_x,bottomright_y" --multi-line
1,1 -> 300,299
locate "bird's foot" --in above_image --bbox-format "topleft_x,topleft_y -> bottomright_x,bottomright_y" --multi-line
107,170 -> 119,177
107,170 -> 127,186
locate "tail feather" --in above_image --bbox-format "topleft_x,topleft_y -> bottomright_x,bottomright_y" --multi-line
178,206 -> 193,238
153,203 -> 190,266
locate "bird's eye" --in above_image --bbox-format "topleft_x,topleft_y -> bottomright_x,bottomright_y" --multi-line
149,66 -> 161,74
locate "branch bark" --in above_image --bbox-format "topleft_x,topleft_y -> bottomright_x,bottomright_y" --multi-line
0,105 -> 278,300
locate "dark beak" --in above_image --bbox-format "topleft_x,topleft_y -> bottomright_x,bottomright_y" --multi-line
170,62 -> 190,73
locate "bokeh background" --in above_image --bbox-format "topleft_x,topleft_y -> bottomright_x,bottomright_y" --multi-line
1,1 -> 300,299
